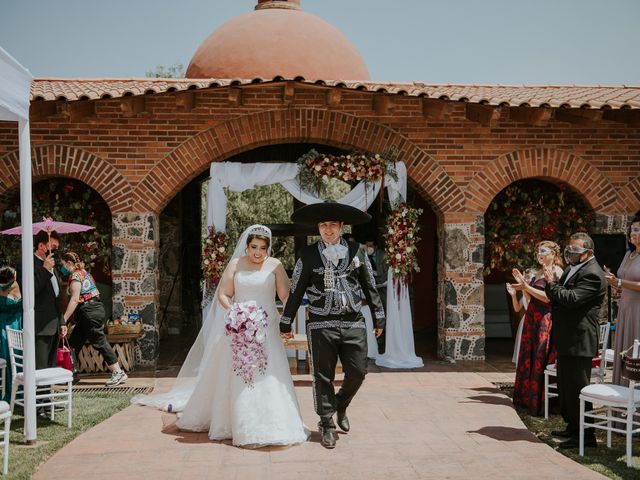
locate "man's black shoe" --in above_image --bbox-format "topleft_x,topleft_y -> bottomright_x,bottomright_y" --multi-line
318,423 -> 337,449
557,435 -> 597,450
336,410 -> 350,432
551,429 -> 573,438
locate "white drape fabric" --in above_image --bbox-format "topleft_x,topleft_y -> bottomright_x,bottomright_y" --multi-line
204,161 -> 422,369
0,46 -> 31,122
206,163 -> 382,232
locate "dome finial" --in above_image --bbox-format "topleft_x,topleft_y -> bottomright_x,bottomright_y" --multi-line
255,0 -> 301,10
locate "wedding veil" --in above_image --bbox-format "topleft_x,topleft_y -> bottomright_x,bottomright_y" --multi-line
131,224 -> 273,412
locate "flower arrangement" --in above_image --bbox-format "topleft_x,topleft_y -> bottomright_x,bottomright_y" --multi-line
384,202 -> 423,288
202,227 -> 230,292
297,149 -> 396,196
225,301 -> 269,387
484,179 -> 594,276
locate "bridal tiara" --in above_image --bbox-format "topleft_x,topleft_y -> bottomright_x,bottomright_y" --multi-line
248,225 -> 272,238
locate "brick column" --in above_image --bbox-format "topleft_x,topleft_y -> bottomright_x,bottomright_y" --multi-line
111,213 -> 160,366
439,213 -> 486,361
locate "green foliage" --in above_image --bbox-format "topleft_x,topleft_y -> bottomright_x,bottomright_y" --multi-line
484,179 -> 594,276
145,63 -> 185,78
225,183 -> 295,269
0,179 -> 112,279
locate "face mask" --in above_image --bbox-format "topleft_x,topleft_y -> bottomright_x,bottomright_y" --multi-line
366,247 -> 375,256
564,246 -> 588,266
0,282 -> 12,292
60,265 -> 70,276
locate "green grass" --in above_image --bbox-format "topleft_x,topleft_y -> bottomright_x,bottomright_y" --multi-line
3,392 -> 134,480
500,384 -> 640,480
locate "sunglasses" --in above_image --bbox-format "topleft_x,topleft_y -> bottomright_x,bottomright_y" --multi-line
564,246 -> 589,255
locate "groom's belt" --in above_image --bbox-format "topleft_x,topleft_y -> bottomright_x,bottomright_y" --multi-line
306,312 -> 366,330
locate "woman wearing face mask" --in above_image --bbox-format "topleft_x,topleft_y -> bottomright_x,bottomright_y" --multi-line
0,265 -> 22,401
510,241 -> 564,416
604,212 -> 640,386
60,252 -> 128,387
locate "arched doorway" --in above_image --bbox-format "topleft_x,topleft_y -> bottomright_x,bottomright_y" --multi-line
0,177 -> 113,312
483,178 -> 594,360
156,143 -> 439,367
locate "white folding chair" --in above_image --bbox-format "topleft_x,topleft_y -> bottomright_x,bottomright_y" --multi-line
579,339 -> 640,467
0,401 -> 10,475
544,322 -> 610,419
0,358 -> 6,400
6,327 -> 73,428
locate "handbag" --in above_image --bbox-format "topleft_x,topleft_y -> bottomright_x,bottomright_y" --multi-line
56,336 -> 73,371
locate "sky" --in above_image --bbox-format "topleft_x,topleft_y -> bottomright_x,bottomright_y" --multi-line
0,0 -> 639,85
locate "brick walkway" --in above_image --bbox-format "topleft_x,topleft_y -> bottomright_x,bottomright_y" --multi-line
34,364 -> 604,480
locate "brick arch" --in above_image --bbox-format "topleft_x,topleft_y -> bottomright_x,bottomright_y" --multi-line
465,148 -> 617,214
132,108 -> 465,214
0,144 -> 133,213
616,176 -> 640,214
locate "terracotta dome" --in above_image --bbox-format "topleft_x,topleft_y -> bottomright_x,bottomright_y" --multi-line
185,0 -> 370,80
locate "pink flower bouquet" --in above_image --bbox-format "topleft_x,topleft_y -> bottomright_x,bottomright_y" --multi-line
225,301 -> 269,387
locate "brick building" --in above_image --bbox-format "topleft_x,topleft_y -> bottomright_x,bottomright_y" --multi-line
0,0 -> 638,365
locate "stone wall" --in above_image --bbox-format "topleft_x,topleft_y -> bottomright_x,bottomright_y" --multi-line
112,213 -> 159,366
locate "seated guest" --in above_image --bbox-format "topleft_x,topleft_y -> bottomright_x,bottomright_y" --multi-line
0,265 -> 22,401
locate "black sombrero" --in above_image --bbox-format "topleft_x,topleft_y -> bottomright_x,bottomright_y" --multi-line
291,200 -> 371,225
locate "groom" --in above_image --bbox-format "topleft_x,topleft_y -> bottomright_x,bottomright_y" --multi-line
280,201 -> 385,449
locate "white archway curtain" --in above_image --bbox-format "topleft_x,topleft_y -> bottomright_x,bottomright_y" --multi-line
205,161 -> 423,369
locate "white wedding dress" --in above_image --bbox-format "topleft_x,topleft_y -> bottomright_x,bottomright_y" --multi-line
175,269 -> 308,447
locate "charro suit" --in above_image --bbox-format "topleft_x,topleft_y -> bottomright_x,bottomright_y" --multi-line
33,254 -> 63,368
280,238 -> 385,425
545,257 -> 606,434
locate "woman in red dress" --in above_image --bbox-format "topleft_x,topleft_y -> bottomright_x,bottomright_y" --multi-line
511,241 -> 564,416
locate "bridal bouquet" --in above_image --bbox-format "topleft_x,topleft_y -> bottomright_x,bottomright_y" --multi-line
225,301 -> 269,387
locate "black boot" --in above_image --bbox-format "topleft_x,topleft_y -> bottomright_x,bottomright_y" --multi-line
336,409 -> 350,432
318,422 -> 337,449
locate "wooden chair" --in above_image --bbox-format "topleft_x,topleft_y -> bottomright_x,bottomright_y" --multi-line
544,322 -> 610,419
0,401 -> 10,475
6,327 -> 73,428
579,339 -> 640,467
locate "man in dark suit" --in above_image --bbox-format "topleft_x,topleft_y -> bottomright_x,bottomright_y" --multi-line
33,230 -> 66,369
544,232 -> 606,449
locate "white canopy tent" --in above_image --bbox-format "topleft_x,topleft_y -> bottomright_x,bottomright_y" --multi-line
0,46 -> 38,442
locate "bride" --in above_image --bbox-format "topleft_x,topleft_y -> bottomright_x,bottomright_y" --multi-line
133,224 -> 308,447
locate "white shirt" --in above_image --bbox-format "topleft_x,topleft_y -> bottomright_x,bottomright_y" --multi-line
322,243 -> 348,267
35,253 -> 60,297
563,256 -> 594,285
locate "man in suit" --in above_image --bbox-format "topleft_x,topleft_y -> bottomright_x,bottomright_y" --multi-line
33,230 -> 66,369
280,202 -> 385,449
544,232 -> 606,449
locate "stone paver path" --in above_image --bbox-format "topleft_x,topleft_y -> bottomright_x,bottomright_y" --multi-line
34,369 -> 604,480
